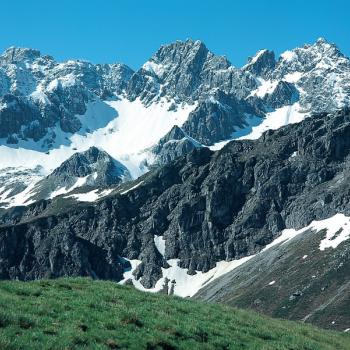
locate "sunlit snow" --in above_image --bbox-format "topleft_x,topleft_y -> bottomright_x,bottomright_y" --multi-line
0,97 -> 196,206
65,188 -> 113,202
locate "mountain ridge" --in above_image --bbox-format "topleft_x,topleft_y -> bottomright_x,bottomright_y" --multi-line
1,37 -> 349,206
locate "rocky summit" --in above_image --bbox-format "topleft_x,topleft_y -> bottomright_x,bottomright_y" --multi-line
0,38 -> 349,331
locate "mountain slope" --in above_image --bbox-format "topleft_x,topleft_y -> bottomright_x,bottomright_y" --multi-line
1,108 -> 350,298
194,217 -> 350,331
0,278 -> 349,350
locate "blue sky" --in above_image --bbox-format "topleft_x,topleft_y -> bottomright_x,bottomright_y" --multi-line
0,0 -> 348,69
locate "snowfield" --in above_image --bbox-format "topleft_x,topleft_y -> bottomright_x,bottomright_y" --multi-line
0,98 -> 196,206
0,98 -> 196,177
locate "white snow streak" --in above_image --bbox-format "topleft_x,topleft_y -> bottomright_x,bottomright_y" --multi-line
120,181 -> 144,195
154,235 -> 166,256
65,188 -> 113,202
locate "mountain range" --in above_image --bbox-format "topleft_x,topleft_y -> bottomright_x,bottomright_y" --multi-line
0,38 -> 349,331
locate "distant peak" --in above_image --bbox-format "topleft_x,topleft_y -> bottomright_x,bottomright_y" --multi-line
312,37 -> 341,52
311,37 -> 343,57
316,37 -> 329,45
145,38 -> 230,75
1,47 -> 41,63
156,38 -> 208,55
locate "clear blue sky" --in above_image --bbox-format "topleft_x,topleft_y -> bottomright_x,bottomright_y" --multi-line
0,0 -> 348,69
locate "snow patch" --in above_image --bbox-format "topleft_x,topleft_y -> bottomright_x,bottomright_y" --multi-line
154,235 -> 165,256
0,183 -> 36,208
268,281 -> 276,285
237,103 -> 306,140
284,72 -> 303,83
249,79 -> 278,98
120,256 -> 252,298
281,50 -> 297,62
264,213 -> 350,252
142,61 -> 165,77
65,188 -> 113,202
49,176 -> 89,199
209,104 -> 306,151
317,214 -> 350,250
0,97 -> 196,182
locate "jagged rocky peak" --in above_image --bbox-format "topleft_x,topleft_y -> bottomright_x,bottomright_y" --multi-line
145,39 -> 231,77
161,125 -> 188,141
314,37 -> 343,54
29,146 -> 131,202
127,39 -> 242,104
0,47 -> 41,64
50,146 -> 131,185
274,37 -> 348,75
243,49 -> 276,78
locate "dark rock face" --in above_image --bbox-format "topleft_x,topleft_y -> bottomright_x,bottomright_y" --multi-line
0,216 -> 123,281
243,49 -> 276,78
0,94 -> 42,139
31,147 -> 131,200
182,90 -> 262,144
1,109 -> 350,288
263,81 -> 299,109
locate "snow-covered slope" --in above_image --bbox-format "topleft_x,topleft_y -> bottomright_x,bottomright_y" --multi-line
0,98 -> 196,206
195,213 -> 350,330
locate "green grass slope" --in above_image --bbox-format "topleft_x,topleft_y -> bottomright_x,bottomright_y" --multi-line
0,278 -> 348,350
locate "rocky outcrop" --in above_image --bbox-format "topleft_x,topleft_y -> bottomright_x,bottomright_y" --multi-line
243,49 -> 276,79
182,90 -> 262,144
31,147 -> 131,200
0,216 -> 123,281
152,126 -> 200,166
262,80 -> 299,109
48,146 -> 131,186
